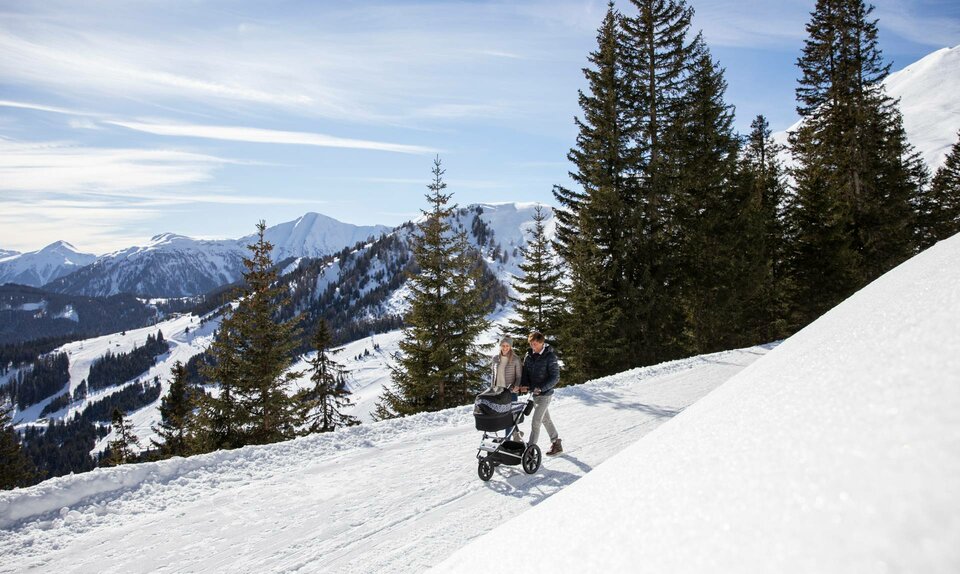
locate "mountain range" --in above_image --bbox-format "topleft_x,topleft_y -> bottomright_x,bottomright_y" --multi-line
8,214 -> 390,298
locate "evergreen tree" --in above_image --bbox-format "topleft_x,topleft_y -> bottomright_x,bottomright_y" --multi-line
106,407 -> 141,466
917,130 -> 960,248
151,361 -> 195,458
787,0 -> 927,328
620,0 -> 702,363
553,3 -> 634,380
508,204 -> 563,344
375,157 -> 491,419
196,221 -> 302,449
736,115 -> 791,342
301,320 -> 358,433
0,400 -> 34,489
668,44 -> 744,354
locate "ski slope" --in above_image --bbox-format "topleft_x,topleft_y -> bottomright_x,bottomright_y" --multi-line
0,344 -> 769,573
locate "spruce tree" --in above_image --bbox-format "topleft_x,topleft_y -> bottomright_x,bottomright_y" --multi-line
668,44 -> 744,354
375,157 -> 491,419
553,3 -> 634,379
788,0 -> 927,327
620,0 -> 702,363
197,221 -> 302,448
736,115 -> 790,342
917,130 -> 960,248
301,320 -> 358,433
0,401 -> 34,489
151,361 -> 195,458
107,407 -> 141,466
508,204 -> 563,344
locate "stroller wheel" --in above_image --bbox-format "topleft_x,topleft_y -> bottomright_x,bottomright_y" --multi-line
478,459 -> 494,481
522,444 -> 542,474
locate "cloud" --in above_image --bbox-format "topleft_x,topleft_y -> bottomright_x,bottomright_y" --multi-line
874,2 -> 960,48
107,120 -> 437,155
0,138 -> 329,252
0,139 -> 226,193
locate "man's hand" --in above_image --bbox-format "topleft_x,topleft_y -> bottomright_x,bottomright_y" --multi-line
532,388 -> 541,396
518,386 -> 529,394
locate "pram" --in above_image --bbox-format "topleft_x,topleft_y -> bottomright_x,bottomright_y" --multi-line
473,388 -> 542,481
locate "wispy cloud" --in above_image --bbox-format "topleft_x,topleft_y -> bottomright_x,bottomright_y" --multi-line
0,138 -> 328,252
107,120 -> 436,155
874,2 -> 960,49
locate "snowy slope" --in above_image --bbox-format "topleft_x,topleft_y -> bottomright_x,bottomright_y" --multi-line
11,312 -> 221,437
0,241 -> 96,287
438,234 -> 960,573
775,44 -> 960,172
0,344 -> 769,573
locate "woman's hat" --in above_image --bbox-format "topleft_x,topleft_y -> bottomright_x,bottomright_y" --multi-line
499,336 -> 512,346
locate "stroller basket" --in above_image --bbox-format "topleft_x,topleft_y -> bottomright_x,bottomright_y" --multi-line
475,409 -> 523,431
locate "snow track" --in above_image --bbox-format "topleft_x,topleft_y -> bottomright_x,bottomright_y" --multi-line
0,345 -> 769,573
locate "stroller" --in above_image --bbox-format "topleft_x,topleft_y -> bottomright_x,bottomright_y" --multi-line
473,388 -> 542,481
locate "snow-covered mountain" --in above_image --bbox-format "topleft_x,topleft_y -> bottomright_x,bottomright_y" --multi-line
775,44 -> 960,172
43,214 -> 390,298
0,241 -> 96,288
2,228 -> 957,572
886,45 -> 960,170
0,249 -> 19,259
259,212 -> 390,261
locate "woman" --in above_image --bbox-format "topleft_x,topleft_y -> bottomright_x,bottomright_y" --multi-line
491,336 -> 523,441
491,336 -> 522,393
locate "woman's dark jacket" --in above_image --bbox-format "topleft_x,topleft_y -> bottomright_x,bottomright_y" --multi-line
520,345 -> 560,396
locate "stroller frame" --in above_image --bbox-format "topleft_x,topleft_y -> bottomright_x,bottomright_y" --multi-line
475,397 -> 541,481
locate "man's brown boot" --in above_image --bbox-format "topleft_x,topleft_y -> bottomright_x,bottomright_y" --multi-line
546,438 -> 563,456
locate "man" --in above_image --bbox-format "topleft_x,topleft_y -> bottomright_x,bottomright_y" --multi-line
514,331 -> 562,456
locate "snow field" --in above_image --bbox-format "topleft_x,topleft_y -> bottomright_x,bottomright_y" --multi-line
0,344 -> 768,573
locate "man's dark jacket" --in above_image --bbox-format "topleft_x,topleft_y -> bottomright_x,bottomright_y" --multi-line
521,345 -> 560,396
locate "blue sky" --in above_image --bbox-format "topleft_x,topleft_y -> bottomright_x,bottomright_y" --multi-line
1,0 -> 958,254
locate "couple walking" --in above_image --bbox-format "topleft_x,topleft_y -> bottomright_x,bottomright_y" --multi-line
491,331 -> 562,456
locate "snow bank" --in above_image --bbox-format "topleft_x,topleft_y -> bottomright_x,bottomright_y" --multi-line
0,405 -> 475,531
436,234 -> 960,573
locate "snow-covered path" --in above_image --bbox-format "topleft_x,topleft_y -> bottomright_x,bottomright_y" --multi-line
0,345 -> 769,573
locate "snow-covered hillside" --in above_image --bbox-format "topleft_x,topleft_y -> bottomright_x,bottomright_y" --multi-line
438,233 -> 960,573
0,342 -> 769,573
0,241 -> 96,287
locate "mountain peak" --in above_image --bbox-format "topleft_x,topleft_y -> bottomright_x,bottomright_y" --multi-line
40,240 -> 80,253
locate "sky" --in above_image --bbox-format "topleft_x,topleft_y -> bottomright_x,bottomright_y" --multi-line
1,0 -> 958,255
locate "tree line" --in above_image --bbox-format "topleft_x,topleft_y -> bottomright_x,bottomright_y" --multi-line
527,0 -> 959,385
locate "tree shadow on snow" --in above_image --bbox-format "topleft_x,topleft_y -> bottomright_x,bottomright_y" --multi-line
482,452 -> 594,507
572,390 -> 682,418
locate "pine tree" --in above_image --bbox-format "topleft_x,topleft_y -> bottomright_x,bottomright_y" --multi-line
736,115 -> 791,342
0,401 -> 34,489
553,3 -> 634,379
107,407 -> 141,466
620,0 -> 702,363
197,221 -> 302,449
787,0 -> 927,328
301,320 -> 358,433
508,204 -> 563,344
151,361 -> 195,458
917,130 -> 960,248
375,157 -> 491,419
668,44 -> 744,354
